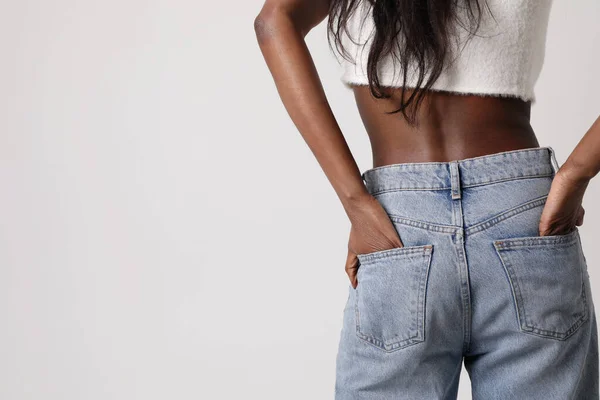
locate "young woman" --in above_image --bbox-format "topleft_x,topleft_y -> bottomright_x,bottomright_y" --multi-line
254,1 -> 600,398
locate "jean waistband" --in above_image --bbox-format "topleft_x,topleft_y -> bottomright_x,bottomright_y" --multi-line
361,147 -> 560,197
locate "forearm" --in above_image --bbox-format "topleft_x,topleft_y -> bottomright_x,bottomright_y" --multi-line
562,115 -> 600,182
254,6 -> 369,217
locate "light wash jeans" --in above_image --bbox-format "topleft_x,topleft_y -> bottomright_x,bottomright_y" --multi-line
335,147 -> 599,399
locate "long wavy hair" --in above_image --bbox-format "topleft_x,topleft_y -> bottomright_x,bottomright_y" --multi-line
327,0 -> 491,125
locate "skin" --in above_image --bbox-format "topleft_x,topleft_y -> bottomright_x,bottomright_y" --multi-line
254,0 -> 598,288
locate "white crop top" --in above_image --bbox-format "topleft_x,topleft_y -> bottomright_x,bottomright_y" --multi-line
339,0 -> 554,102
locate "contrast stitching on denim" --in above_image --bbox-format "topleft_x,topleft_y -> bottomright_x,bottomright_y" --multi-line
454,230 -> 472,355
519,304 -> 588,340
363,162 -> 451,175
362,148 -> 554,192
465,196 -> 547,236
417,247 -> 433,346
366,173 -> 553,196
357,245 -> 433,265
494,240 -> 589,340
387,215 -> 460,234
460,173 -> 554,189
517,283 -> 588,340
494,243 -> 527,336
494,229 -> 580,249
368,186 -> 451,196
495,245 -> 526,334
355,315 -> 420,351
354,250 -> 433,352
518,249 -> 589,340
354,292 -> 362,347
362,147 -> 552,175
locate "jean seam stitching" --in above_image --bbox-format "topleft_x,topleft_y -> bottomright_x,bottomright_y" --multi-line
494,243 -> 589,340
354,252 -> 432,352
357,246 -> 432,264
366,174 -> 554,196
387,215 -> 460,234
465,196 -> 548,236
494,229 -> 580,249
460,173 -> 554,189
369,187 -> 450,196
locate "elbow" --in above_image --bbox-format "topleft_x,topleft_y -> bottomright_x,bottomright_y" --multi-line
253,13 -> 272,45
254,5 -> 305,45
254,7 -> 282,45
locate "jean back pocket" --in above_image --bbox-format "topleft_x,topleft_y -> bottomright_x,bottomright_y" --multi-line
355,245 -> 433,352
493,229 -> 589,340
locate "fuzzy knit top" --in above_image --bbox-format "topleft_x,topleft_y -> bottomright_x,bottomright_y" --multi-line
339,0 -> 554,102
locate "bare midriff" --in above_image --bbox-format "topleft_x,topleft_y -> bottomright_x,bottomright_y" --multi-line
352,85 -> 540,167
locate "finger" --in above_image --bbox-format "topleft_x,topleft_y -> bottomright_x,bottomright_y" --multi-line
345,250 -> 359,289
385,219 -> 404,248
538,206 -> 551,236
394,236 -> 405,248
387,229 -> 404,248
539,221 -> 550,236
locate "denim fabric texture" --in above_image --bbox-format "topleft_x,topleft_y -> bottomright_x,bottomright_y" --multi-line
335,147 -> 599,399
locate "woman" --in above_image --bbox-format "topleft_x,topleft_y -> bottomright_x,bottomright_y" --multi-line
254,0 -> 599,398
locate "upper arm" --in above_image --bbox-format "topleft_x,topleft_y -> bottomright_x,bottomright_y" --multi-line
255,0 -> 331,38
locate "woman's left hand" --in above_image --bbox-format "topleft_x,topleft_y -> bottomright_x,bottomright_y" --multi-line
539,166 -> 589,236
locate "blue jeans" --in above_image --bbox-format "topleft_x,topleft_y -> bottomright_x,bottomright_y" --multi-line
335,147 -> 599,399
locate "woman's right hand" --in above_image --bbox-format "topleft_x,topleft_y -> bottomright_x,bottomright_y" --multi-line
345,194 -> 404,289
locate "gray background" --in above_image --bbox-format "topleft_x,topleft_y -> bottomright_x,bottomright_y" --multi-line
1,1 -> 599,399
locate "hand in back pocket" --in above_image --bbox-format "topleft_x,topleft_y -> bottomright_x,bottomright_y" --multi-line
538,168 -> 587,236
345,194 -> 404,289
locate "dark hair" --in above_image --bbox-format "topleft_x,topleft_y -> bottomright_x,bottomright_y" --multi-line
327,0 -> 490,125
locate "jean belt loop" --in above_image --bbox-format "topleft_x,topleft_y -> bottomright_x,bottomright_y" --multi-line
548,147 -> 561,174
449,161 -> 462,200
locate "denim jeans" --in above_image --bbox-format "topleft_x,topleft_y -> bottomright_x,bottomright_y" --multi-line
335,147 -> 599,399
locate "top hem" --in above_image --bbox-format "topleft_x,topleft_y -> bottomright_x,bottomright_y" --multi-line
340,72 -> 536,103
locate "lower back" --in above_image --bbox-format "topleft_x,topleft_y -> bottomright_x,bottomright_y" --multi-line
352,85 -> 540,167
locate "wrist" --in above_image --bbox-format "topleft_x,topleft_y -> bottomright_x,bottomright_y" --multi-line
340,188 -> 373,218
560,156 -> 596,185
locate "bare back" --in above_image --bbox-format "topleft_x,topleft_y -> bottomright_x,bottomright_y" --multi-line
353,86 -> 540,167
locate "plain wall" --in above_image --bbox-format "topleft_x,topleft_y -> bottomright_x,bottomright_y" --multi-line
1,1 -> 599,399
